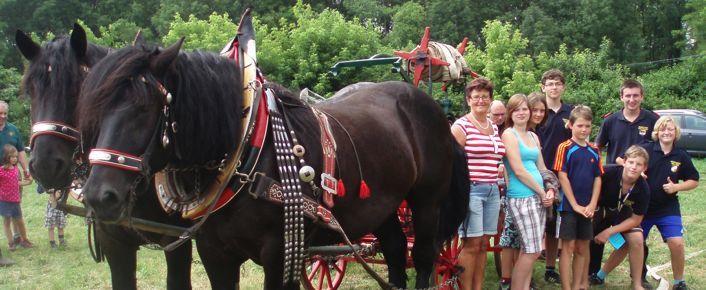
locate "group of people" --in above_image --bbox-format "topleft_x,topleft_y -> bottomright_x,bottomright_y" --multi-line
0,100 -> 68,267
453,70 -> 700,290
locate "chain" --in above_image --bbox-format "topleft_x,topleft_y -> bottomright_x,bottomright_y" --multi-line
122,174 -> 164,251
161,158 -> 226,173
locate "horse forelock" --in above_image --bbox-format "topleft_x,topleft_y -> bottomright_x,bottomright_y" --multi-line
77,45 -> 156,150
21,36 -> 110,121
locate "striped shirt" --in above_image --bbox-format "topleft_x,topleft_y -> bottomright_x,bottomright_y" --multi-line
453,116 -> 506,182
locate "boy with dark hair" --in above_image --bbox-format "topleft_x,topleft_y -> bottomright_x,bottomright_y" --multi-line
554,105 -> 603,290
538,68 -> 573,283
589,145 -> 651,290
596,79 -> 658,164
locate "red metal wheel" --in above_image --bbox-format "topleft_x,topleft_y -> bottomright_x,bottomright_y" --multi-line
302,256 -> 348,290
434,235 -> 463,289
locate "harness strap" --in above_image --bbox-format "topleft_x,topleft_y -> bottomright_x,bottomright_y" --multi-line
250,173 -> 394,290
30,121 -> 81,146
88,148 -> 143,172
312,108 -> 339,207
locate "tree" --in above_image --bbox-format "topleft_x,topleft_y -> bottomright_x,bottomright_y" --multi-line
464,20 -> 536,100
0,66 -> 29,140
258,2 -> 389,93
162,13 -> 238,51
682,0 -> 706,54
385,2 -> 426,49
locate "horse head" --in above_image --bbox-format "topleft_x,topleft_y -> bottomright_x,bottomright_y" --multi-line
79,38 -> 243,222
17,23 -> 108,189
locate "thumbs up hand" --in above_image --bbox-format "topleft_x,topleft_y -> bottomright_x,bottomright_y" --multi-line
663,177 -> 678,194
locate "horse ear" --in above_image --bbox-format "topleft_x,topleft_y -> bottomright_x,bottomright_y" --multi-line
150,37 -> 184,77
15,29 -> 41,60
71,23 -> 88,59
133,29 -> 145,46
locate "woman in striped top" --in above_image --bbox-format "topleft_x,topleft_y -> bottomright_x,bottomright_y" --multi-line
451,78 -> 506,290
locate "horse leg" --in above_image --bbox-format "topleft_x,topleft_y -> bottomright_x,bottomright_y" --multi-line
164,239 -> 193,290
196,239 -> 242,290
408,195 -> 442,288
373,213 -> 408,288
98,226 -> 139,290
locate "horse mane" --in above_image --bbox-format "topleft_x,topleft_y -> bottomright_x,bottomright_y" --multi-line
20,35 -> 109,110
78,44 -> 243,165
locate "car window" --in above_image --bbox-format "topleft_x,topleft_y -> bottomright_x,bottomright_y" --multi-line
684,115 -> 706,130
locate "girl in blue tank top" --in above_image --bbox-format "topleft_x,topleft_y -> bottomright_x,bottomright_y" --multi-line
500,94 -> 556,290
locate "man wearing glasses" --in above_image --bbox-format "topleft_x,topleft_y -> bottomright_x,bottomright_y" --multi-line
537,69 -> 574,285
489,100 -> 507,133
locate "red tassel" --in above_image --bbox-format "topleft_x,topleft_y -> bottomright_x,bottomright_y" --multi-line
336,179 -> 346,197
359,180 -> 371,199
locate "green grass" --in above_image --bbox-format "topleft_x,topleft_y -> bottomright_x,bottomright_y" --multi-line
2,159 -> 705,289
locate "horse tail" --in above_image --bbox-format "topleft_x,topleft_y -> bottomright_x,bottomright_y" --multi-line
437,139 -> 470,243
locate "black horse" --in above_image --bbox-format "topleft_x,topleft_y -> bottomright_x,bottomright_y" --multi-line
77,37 -> 469,289
16,24 -> 193,290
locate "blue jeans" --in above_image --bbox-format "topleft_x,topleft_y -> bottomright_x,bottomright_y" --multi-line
459,182 -> 500,238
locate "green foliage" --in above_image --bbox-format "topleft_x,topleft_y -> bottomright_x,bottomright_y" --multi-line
464,20 -> 536,100
384,2 -> 426,49
0,66 -> 30,140
639,56 -> 706,112
683,0 -> 706,53
258,2 -> 388,93
162,13 -> 238,51
535,41 -> 628,125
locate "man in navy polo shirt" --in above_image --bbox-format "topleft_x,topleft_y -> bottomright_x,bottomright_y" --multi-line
596,79 -> 658,164
639,116 -> 699,290
538,69 -> 573,284
589,146 -> 650,289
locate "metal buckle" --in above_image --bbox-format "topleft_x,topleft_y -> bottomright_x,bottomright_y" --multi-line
320,173 -> 337,195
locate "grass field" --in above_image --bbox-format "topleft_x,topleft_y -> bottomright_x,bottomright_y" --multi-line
1,159 -> 704,289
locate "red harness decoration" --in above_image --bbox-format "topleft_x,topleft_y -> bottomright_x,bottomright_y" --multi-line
312,108 -> 340,207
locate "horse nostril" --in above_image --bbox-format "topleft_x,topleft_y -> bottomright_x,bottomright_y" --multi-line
99,189 -> 119,206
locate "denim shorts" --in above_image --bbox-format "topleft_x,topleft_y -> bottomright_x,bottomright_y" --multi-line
458,182 -> 500,238
0,201 -> 22,218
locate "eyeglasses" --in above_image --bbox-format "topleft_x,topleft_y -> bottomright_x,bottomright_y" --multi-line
491,113 -> 505,117
469,95 -> 492,101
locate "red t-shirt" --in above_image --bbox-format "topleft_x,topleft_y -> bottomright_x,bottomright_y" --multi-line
0,165 -> 21,203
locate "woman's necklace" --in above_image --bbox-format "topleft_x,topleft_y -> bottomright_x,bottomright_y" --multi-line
469,113 -> 490,130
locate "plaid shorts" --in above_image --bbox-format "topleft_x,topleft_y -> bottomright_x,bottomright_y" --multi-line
507,195 -> 546,254
44,202 -> 67,228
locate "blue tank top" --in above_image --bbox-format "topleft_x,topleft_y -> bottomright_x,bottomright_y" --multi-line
504,128 -> 544,198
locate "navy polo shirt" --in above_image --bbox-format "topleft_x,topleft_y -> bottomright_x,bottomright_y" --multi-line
598,165 -> 650,224
538,103 -> 573,170
641,142 -> 700,218
0,123 -> 24,160
554,139 -> 604,211
596,109 -> 658,164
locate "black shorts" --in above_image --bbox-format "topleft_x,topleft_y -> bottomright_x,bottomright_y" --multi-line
559,211 -> 593,241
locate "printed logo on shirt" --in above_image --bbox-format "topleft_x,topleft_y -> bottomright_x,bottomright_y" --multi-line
625,200 -> 634,208
563,118 -> 569,128
670,161 -> 681,173
638,126 -> 648,136
590,158 -> 595,163
8,131 -> 13,137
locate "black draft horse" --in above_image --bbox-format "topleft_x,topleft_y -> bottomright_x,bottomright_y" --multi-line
77,38 -> 469,289
16,24 -> 193,290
